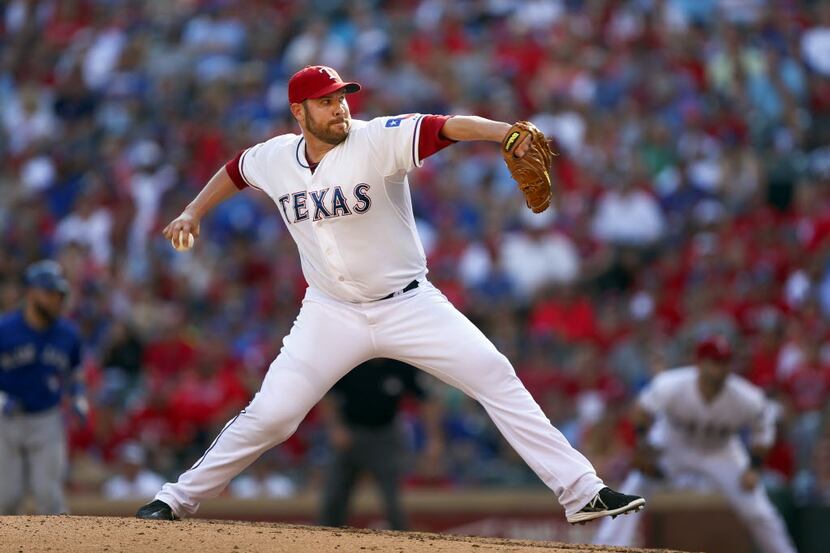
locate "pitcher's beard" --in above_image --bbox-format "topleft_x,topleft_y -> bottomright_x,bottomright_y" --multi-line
306,117 -> 349,145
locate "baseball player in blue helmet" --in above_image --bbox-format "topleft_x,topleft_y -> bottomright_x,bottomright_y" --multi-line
0,260 -> 88,514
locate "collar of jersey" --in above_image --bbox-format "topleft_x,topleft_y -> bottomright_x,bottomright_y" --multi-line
296,137 -> 311,169
296,136 -> 347,170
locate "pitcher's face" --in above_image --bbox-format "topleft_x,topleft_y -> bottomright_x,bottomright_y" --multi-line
301,91 -> 351,145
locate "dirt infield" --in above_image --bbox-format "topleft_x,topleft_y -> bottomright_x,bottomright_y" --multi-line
0,516 -> 685,553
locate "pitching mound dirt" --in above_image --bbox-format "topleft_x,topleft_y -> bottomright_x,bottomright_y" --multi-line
0,516 -> 684,553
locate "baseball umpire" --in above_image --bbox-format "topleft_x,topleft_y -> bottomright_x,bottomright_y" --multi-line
318,358 -> 443,530
0,260 -> 89,514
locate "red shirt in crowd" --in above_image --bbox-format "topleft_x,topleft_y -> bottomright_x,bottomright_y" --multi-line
530,295 -> 599,343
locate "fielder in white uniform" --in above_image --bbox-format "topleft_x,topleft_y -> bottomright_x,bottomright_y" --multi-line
593,336 -> 797,552
136,65 -> 645,524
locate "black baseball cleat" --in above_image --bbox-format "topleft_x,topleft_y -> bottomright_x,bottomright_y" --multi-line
566,487 -> 645,525
136,499 -> 177,521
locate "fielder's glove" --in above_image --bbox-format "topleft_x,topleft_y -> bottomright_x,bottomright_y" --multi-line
501,121 -> 555,213
632,444 -> 665,479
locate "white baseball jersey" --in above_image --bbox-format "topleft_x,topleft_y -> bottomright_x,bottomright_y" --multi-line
638,366 -> 776,452
227,114 -> 450,303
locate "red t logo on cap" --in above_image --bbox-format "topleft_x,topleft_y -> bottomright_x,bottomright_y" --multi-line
316,66 -> 339,82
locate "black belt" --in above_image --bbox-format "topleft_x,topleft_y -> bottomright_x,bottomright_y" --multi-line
377,280 -> 419,301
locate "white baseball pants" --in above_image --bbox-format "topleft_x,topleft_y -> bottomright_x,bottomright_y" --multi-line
156,282 -> 604,517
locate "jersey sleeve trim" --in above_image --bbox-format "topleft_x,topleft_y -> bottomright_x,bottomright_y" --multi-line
225,149 -> 250,190
412,115 -> 425,169
225,148 -> 264,191
239,148 -> 260,189
418,115 -> 456,162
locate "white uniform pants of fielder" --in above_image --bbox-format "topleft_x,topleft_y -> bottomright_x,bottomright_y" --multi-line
156,282 -> 604,517
592,447 -> 796,553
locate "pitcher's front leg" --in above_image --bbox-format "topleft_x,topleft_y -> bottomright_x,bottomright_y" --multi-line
377,285 -> 606,517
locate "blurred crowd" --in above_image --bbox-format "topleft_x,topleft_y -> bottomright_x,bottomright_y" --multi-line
1,0 -> 830,504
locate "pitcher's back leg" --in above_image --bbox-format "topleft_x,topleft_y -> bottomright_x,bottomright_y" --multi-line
152,297 -> 375,517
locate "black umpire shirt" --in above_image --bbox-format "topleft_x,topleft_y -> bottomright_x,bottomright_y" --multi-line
330,358 -> 427,428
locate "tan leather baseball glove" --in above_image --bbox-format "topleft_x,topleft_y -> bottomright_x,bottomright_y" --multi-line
501,121 -> 555,213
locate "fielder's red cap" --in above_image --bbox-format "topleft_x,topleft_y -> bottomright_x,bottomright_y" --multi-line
288,65 -> 361,104
695,335 -> 732,362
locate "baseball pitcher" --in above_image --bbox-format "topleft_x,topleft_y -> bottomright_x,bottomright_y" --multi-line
136,65 -> 644,524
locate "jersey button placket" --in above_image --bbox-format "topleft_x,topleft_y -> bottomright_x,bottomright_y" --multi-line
315,224 -> 348,287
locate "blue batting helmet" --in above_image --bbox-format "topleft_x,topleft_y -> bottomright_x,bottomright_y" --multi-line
24,260 -> 70,295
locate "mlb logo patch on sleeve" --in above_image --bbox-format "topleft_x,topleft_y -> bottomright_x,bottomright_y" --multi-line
385,114 -> 416,128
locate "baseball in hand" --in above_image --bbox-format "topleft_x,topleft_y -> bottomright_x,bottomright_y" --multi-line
172,230 -> 195,251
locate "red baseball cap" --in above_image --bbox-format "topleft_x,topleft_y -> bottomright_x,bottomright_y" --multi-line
288,65 -> 361,104
695,335 -> 732,362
